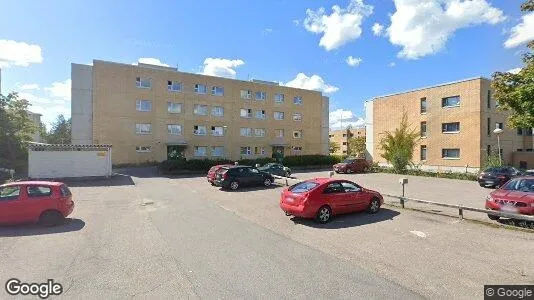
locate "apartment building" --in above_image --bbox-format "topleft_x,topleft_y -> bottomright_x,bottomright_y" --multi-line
329,128 -> 365,155
365,77 -> 530,172
71,60 -> 329,164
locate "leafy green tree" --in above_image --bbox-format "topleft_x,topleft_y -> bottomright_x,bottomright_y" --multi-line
329,141 -> 340,154
347,136 -> 366,157
0,92 -> 36,168
483,151 -> 503,169
492,1 -> 534,128
46,115 -> 71,144
379,112 -> 420,173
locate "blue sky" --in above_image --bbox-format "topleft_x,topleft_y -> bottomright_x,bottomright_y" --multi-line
0,0 -> 532,128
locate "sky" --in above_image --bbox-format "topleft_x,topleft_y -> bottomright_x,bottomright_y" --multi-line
0,0 -> 533,129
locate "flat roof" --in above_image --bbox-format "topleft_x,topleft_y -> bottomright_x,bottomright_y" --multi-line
370,76 -> 491,101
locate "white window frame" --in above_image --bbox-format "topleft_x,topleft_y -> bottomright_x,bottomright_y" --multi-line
194,104 -> 209,116
255,91 -> 266,101
136,100 -> 152,112
195,84 -> 207,94
442,122 -> 460,133
136,146 -> 151,153
135,123 -> 152,134
211,86 -> 224,96
293,113 -> 302,121
274,111 -> 285,120
167,102 -> 183,114
212,126 -> 224,136
211,146 -> 224,157
442,148 -> 460,159
212,106 -> 224,117
255,110 -> 266,119
194,146 -> 208,157
167,124 -> 182,135
442,96 -> 461,108
254,128 -> 266,137
240,90 -> 252,99
240,108 -> 252,118
194,125 -> 207,136
136,77 -> 151,89
293,96 -> 303,105
275,129 -> 284,138
254,146 -> 266,155
240,127 -> 253,137
167,80 -> 182,92
293,130 -> 302,139
240,146 -> 252,156
274,93 -> 284,103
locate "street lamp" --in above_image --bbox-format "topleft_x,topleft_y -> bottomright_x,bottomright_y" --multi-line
493,127 -> 503,166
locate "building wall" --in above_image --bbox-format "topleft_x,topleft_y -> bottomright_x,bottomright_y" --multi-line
85,60 -> 327,164
365,101 -> 374,161
329,128 -> 365,156
321,96 -> 330,155
29,149 -> 112,179
71,63 -> 93,144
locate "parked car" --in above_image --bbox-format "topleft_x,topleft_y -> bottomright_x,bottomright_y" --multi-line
521,169 -> 534,176
485,176 -> 534,220
0,181 -> 74,226
280,178 -> 383,223
333,158 -> 369,174
207,164 -> 233,185
214,166 -> 275,190
257,163 -> 291,177
478,166 -> 520,188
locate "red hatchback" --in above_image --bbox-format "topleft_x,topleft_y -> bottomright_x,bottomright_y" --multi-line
280,178 -> 383,223
0,181 -> 74,226
207,164 -> 233,185
485,176 -> 534,220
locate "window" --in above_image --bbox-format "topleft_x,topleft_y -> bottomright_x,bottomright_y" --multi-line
194,84 -> 207,94
487,117 -> 491,136
323,182 -> 344,194
342,134 -> 347,137
329,134 -> 333,138
193,125 -> 207,135
168,80 -> 182,92
442,96 -> 460,107
487,90 -> 491,109
136,100 -> 152,112
211,106 -> 224,117
496,122 -> 504,130
341,182 -> 361,192
240,147 -> 252,155
193,104 -> 208,116
194,146 -> 207,157
293,96 -> 303,105
211,86 -> 224,96
442,148 -> 460,159
289,181 -> 319,194
60,185 -> 71,197
167,124 -> 182,135
274,111 -> 285,120
135,123 -> 152,134
274,93 -> 284,103
136,77 -> 151,89
240,128 -> 253,137
211,146 -> 224,157
240,108 -> 252,118
254,147 -> 266,155
275,129 -> 284,138
136,146 -> 151,153
421,122 -> 427,137
255,110 -> 266,119
518,128 -> 524,136
255,91 -> 266,101
442,122 -> 460,133
240,90 -> 252,99
420,97 -> 427,113
342,142 -> 347,145
292,146 -> 303,153
487,145 -> 491,157
342,150 -> 347,154
517,149 -> 523,152
27,186 -> 52,197
527,149 -> 534,152
293,130 -> 302,138
293,113 -> 302,121
420,145 -> 427,161
254,128 -> 266,137
212,126 -> 224,136
0,186 -> 20,201
167,102 -> 182,114
527,128 -> 533,135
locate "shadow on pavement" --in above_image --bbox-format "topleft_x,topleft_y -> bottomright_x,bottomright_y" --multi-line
0,218 -> 86,237
291,208 -> 400,229
218,184 -> 283,192
64,174 -> 135,187
115,166 -> 205,179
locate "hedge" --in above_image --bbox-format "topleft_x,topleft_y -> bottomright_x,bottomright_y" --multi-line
371,165 -> 479,181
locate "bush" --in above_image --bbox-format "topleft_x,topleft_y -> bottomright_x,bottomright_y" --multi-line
237,157 -> 275,166
282,155 -> 343,167
374,166 -> 478,181
160,158 -> 233,173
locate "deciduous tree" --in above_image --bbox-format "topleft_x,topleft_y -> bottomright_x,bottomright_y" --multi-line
379,112 -> 420,173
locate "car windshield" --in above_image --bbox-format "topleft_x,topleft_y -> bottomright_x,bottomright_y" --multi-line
501,178 -> 534,192
343,159 -> 355,164
289,181 -> 319,193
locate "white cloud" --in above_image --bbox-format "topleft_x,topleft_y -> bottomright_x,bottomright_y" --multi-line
262,28 -> 273,35
0,40 -> 43,68
389,62 -> 396,67
135,57 -> 169,67
507,67 -> 522,74
346,56 -> 363,67
372,23 -> 384,36
504,12 -> 534,48
387,0 -> 506,59
303,0 -> 373,51
45,79 -> 71,101
285,73 -> 339,94
201,58 -> 245,79
20,83 -> 39,91
329,109 -> 365,130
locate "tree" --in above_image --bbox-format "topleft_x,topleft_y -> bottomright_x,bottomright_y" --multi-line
329,141 -> 340,154
46,115 -> 71,144
379,112 -> 420,173
347,136 -> 366,157
0,92 -> 36,168
491,1 -> 534,128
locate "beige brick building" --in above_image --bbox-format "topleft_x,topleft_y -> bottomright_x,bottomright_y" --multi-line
329,128 -> 365,155
365,77 -> 533,173
71,60 -> 329,164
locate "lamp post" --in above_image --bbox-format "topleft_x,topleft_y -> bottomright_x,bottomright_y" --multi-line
493,127 -> 503,166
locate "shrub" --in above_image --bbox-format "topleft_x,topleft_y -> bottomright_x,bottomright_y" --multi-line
282,155 -> 343,167
237,157 -> 275,166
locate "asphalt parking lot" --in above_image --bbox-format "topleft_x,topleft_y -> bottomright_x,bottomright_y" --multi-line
0,168 -> 532,299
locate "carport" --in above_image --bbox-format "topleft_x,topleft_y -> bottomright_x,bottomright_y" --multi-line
28,143 -> 112,179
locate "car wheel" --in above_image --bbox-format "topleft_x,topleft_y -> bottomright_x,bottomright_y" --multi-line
487,213 -> 500,221
39,210 -> 64,227
230,181 -> 239,190
346,169 -> 352,174
285,171 -> 291,177
315,205 -> 332,223
264,178 -> 272,187
363,166 -> 370,173
479,183 -> 485,187
367,197 -> 381,214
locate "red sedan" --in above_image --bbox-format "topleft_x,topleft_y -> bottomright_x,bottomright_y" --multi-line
280,178 -> 383,223
207,164 -> 233,185
485,176 -> 534,220
0,181 -> 74,226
